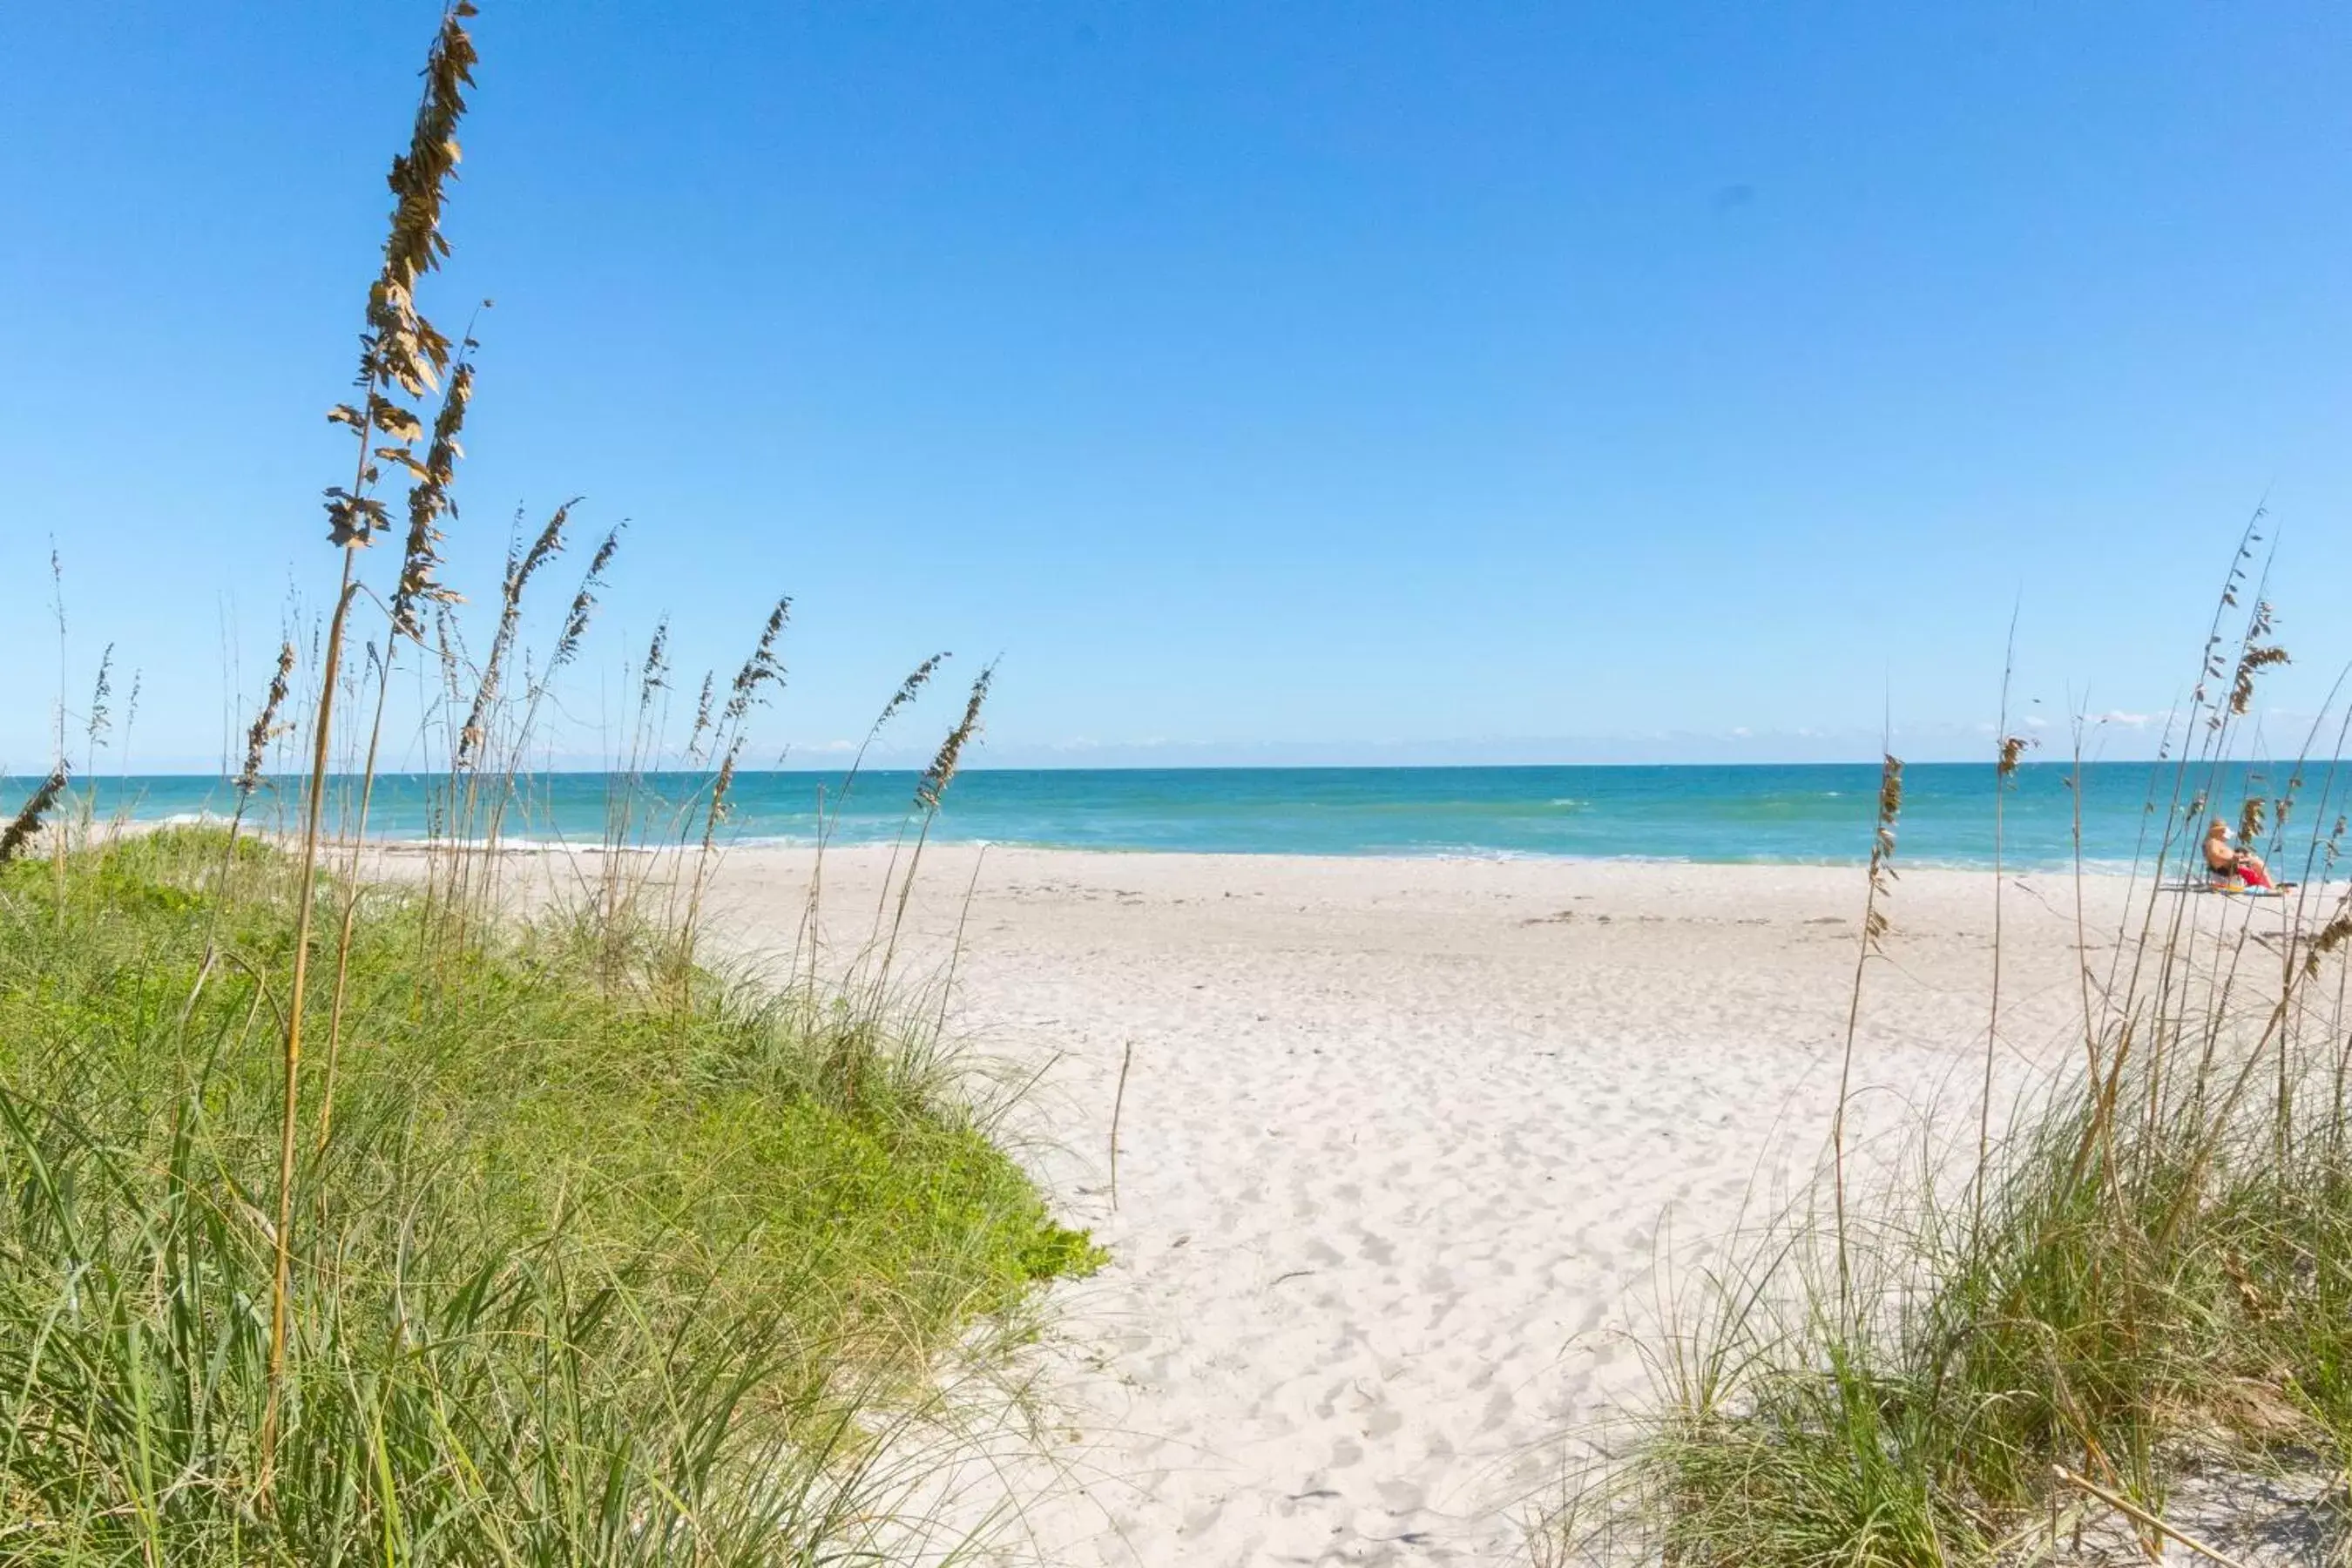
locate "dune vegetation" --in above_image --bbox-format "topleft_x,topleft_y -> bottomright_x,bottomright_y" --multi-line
0,6 -> 1094,1561
1547,537 -> 2352,1565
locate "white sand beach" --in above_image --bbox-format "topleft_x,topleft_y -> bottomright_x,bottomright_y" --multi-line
677,846 -> 2194,1565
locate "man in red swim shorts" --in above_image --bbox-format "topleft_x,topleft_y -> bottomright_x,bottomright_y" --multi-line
2204,818 -> 2274,889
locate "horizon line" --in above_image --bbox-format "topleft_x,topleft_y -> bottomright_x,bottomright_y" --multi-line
1,756 -> 2238,781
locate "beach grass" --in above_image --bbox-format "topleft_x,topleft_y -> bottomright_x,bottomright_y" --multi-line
0,5 -> 1099,1558
1546,535 -> 2352,1565
1551,1053 -> 2352,1565
0,821 -> 1096,1563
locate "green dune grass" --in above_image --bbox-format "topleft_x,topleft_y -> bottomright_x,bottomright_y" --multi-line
1544,558 -> 2352,1566
0,824 -> 1098,1564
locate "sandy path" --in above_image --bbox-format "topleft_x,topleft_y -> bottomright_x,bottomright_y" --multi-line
688,847 -> 2163,1565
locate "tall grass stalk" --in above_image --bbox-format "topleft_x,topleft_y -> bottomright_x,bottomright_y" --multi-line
798,652 -> 950,1001
260,1 -> 480,1487
258,550 -> 354,1492
1976,610 -> 2028,1248
676,598 -> 791,971
877,664 -> 995,994
1830,750 -> 1903,1309
317,343 -> 480,1152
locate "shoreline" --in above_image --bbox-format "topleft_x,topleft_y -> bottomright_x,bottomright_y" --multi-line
28,758 -> 2265,872
149,814 -> 2176,877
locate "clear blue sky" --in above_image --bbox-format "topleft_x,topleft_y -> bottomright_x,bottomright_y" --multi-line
4,2 -> 2348,772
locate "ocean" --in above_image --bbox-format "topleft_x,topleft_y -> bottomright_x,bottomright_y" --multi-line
8,761 -> 2322,871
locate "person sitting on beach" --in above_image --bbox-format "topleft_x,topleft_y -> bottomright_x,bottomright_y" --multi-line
2205,818 -> 2274,889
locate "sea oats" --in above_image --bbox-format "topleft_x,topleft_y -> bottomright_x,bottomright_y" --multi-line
917,664 -> 996,812
1833,749 -> 1904,1303
0,769 -> 66,866
389,358 -> 475,639
456,500 -> 575,771
84,644 -> 114,755
268,1 -> 482,1494
237,643 -> 298,797
551,525 -> 623,673
839,651 -> 950,793
880,653 -> 950,731
639,618 -> 672,710
722,597 -> 792,728
687,672 -> 717,762
2304,896 -> 2352,978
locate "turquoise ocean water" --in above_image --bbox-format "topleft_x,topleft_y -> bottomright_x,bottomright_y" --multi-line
7,762 -> 2325,871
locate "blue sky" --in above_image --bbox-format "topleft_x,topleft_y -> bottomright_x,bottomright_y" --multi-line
3,2 -> 2348,771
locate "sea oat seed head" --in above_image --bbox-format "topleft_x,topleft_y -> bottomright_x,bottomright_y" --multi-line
551,524 -> 623,672
639,618 -> 672,710
0,768 -> 67,865
238,642 -> 299,795
917,663 -> 996,812
389,359 -> 475,639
